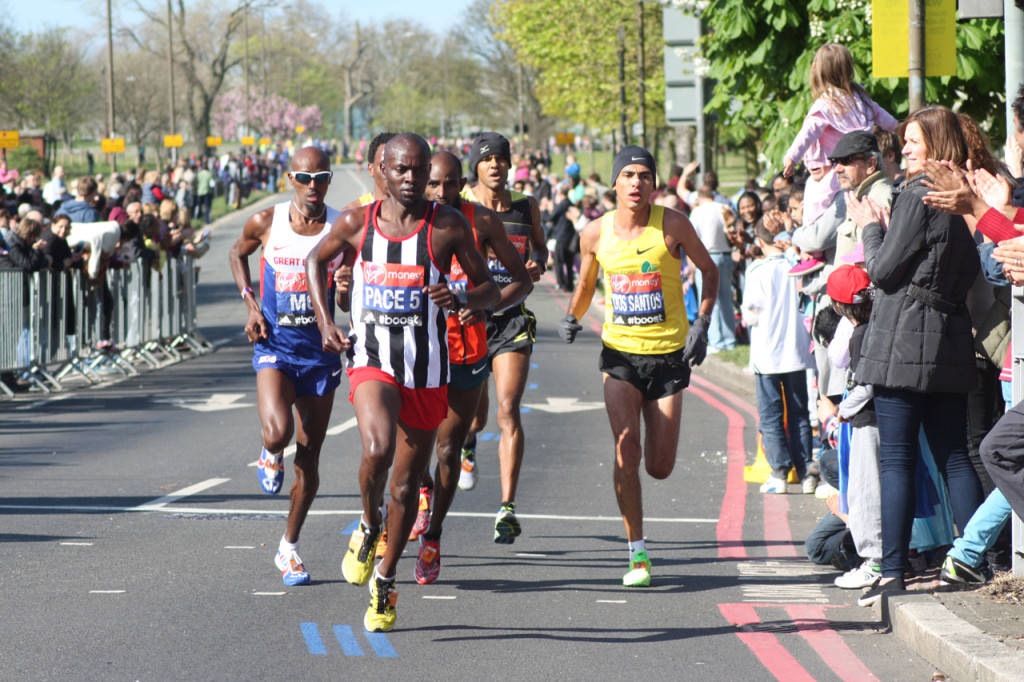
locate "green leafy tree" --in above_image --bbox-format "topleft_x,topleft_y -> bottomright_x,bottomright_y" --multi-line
0,27 -> 97,157
694,0 -> 1005,171
492,0 -> 665,140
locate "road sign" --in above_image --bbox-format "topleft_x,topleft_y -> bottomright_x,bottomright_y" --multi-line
0,131 -> 19,149
206,136 -> 223,147
163,135 -> 183,148
872,0 -> 956,78
101,138 -> 125,154
555,132 -> 575,146
259,137 -> 271,146
295,126 -> 305,134
241,136 -> 255,145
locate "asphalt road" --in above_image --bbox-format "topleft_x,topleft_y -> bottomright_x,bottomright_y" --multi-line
1,164 -> 939,681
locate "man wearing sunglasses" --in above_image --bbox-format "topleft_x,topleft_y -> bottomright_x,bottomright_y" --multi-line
306,133 -> 500,632
346,131 -> 396,209
829,130 -> 894,262
228,146 -> 346,587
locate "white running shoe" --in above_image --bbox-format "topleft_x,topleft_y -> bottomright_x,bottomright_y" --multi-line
759,475 -> 788,494
834,561 -> 881,589
801,474 -> 819,495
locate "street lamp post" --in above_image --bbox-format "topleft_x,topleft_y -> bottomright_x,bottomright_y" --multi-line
167,0 -> 177,163
106,0 -> 116,172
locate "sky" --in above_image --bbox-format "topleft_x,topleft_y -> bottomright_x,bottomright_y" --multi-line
7,0 -> 473,38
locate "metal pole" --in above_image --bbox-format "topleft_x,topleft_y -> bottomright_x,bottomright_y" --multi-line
1006,0 -> 1024,579
637,0 -> 646,149
167,0 -> 177,164
908,0 -> 925,111
244,7 -> 250,146
618,27 -> 628,148
106,0 -> 116,172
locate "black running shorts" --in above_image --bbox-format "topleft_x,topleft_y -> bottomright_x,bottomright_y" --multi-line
599,344 -> 691,401
486,304 -> 536,359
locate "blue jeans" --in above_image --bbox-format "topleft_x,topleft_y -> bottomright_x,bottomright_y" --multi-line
755,371 -> 813,480
948,488 -> 1011,568
805,512 -> 851,566
873,387 -> 984,578
696,252 -> 735,350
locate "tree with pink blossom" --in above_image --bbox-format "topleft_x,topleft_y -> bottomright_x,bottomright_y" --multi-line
213,88 -> 322,141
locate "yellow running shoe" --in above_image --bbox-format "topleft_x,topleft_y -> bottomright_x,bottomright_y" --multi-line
623,550 -> 652,587
342,522 -> 381,586
364,574 -> 398,632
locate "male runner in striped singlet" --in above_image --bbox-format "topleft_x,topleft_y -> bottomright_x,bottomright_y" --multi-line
459,132 -> 547,543
412,150 -> 533,584
345,131 -> 396,209
559,146 -> 717,587
228,146 -> 346,586
306,134 -> 499,632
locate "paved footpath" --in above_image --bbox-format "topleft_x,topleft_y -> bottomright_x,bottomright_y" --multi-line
2,164 -> 1016,680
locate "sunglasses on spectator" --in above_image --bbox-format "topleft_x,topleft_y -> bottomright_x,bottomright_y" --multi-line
291,171 -> 333,184
832,154 -> 866,166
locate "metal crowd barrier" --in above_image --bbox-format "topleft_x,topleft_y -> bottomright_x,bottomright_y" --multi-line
0,256 -> 211,397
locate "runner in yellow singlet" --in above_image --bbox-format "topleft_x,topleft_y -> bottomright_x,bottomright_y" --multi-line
345,131 -> 396,209
559,145 -> 719,587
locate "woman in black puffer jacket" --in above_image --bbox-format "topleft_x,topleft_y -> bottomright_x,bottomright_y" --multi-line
852,105 -> 984,604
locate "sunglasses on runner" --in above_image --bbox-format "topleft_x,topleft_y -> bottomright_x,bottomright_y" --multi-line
291,171 -> 333,184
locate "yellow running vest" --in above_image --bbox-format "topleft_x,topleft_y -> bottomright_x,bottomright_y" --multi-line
597,205 -> 688,354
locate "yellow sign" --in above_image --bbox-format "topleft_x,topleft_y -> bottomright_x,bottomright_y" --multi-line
207,136 -> 223,148
295,126 -> 305,134
555,132 -> 576,147
259,137 -> 271,146
163,135 -> 184,148
101,138 -> 126,154
241,136 -> 256,145
872,0 -> 956,78
0,131 -> 19,149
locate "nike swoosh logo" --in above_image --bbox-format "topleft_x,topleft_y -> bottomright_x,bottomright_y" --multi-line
332,368 -> 343,377
471,365 -> 486,374
270,244 -> 288,252
636,247 -> 655,255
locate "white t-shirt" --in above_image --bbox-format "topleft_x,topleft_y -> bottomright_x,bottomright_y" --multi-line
742,254 -> 813,374
688,201 -> 732,253
68,221 -> 121,279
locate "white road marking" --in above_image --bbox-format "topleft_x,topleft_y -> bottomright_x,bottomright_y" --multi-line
515,553 -> 547,558
523,397 -> 605,413
130,478 -> 231,511
326,417 -> 358,436
247,417 -> 358,466
422,595 -> 456,600
89,590 -> 125,594
60,542 -> 94,546
211,337 -> 232,348
154,393 -> 253,412
253,591 -> 286,596
15,394 -> 71,410
224,546 -> 255,549
0,502 -> 717,524
596,600 -> 627,604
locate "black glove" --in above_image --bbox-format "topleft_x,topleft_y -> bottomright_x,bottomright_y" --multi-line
681,316 -> 709,366
558,314 -> 583,343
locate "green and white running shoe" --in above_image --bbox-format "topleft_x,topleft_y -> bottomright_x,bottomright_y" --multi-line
623,550 -> 652,587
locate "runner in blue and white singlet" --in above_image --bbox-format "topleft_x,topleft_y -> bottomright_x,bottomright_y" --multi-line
228,146 -> 345,589
254,201 -> 344,370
